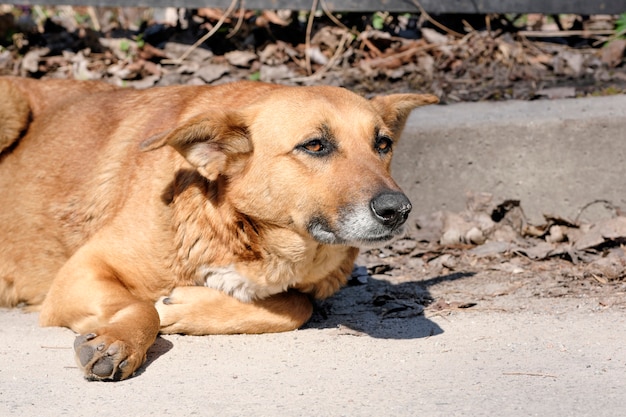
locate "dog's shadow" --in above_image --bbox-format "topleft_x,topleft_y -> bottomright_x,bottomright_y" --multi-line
136,271 -> 472,376
133,336 -> 175,378
304,271 -> 474,340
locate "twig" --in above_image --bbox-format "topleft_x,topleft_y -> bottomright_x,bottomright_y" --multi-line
162,0 -> 239,65
591,273 -> 609,285
87,6 -> 101,32
410,0 -> 464,38
574,199 -> 622,223
320,0 -> 348,32
593,27 -> 626,47
32,5 -> 46,32
291,30 -> 351,82
226,0 -> 245,39
364,43 -> 439,69
519,35 -> 552,56
519,29 -> 615,38
503,372 -> 558,378
357,32 -> 383,57
304,0 -> 319,76
319,0 -> 381,57
463,18 -> 476,33
426,306 -> 509,318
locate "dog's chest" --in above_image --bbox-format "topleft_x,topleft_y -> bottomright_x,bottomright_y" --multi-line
196,244 -> 345,302
197,264 -> 283,302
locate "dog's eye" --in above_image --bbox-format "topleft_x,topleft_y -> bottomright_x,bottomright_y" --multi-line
297,139 -> 334,157
375,136 -> 393,155
304,140 -> 324,153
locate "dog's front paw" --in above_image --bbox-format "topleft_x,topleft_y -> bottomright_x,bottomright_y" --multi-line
155,291 -> 189,334
156,286 -> 316,335
155,286 -> 239,335
73,332 -> 145,381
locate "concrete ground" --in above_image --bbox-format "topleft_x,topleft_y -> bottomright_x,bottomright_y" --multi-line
1,306 -> 625,416
2,94 -> 626,416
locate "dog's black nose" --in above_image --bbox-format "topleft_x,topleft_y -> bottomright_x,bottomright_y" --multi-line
370,191 -> 412,229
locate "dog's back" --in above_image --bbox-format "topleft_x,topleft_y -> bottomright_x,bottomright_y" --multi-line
0,77 -> 180,306
0,77 -> 278,307
1,77 -> 116,152
0,77 -> 117,306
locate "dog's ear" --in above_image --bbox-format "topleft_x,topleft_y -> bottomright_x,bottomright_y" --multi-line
140,112 -> 251,181
370,93 -> 438,139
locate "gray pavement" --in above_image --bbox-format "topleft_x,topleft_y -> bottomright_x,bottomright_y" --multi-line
2,94 -> 626,416
1,307 -> 624,416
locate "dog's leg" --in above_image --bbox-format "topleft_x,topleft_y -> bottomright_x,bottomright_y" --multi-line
39,249 -> 160,381
156,287 -> 313,335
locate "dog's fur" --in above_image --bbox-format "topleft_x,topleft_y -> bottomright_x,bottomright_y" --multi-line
0,76 -> 437,380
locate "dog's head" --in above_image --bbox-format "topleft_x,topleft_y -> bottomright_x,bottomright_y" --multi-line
143,85 -> 437,247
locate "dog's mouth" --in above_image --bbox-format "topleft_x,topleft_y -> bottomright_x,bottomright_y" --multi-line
306,207 -> 406,247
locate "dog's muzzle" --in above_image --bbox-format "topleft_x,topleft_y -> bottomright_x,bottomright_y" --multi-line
307,191 -> 412,246
370,191 -> 412,230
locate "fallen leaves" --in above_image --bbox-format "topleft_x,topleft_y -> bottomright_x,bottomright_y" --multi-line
434,193 -> 626,270
354,192 -> 626,315
1,7 -> 625,100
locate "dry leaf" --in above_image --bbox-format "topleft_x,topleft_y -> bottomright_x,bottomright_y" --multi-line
601,39 -> 626,68
224,50 -> 257,68
468,241 -> 512,257
535,86 -> 576,99
574,217 -> 626,250
197,8 -> 231,22
195,64 -> 230,83
261,10 -> 290,27
421,28 -> 448,45
517,241 -> 557,260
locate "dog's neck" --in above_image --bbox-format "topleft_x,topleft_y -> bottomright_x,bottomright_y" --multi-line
168,171 -> 358,301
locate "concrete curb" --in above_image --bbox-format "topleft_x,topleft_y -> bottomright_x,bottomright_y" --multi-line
395,94 -> 626,223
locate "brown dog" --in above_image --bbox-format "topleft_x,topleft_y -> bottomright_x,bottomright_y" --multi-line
0,76 -> 437,380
